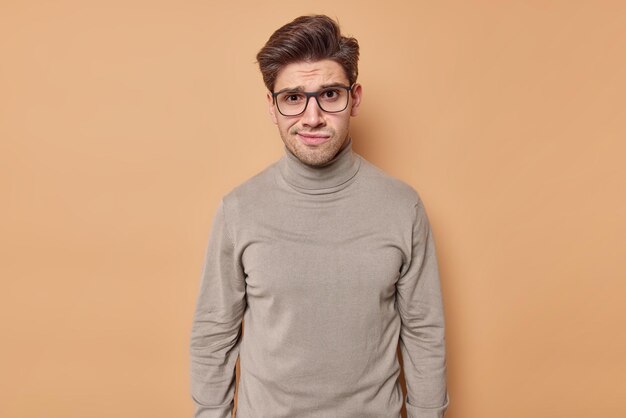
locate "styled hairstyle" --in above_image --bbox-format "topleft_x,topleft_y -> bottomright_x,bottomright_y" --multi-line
256,15 -> 359,92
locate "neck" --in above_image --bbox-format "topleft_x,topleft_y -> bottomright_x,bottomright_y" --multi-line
278,138 -> 361,194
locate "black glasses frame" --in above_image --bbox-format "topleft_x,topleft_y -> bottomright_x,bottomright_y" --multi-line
271,84 -> 354,117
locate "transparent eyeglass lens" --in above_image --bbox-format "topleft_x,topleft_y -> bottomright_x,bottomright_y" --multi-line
276,88 -> 349,116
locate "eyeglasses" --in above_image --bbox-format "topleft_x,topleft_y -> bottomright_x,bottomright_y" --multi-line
272,84 -> 353,116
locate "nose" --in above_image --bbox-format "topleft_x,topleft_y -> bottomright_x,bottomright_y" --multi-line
301,96 -> 325,128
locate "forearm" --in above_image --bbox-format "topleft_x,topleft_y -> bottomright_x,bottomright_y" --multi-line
399,313 -> 448,417
190,307 -> 243,418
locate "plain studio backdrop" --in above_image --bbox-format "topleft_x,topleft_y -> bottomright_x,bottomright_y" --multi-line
1,1 -> 624,417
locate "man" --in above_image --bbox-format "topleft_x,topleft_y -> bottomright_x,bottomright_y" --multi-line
190,15 -> 449,418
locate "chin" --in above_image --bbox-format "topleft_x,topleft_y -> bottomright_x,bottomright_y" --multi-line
283,133 -> 344,166
296,147 -> 339,166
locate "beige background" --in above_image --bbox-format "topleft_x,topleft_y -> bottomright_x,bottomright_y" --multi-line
1,1 -> 625,417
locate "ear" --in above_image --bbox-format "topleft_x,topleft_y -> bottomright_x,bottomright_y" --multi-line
349,83 -> 363,117
267,91 -> 278,125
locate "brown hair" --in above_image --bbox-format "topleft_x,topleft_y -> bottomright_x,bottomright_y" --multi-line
256,15 -> 359,92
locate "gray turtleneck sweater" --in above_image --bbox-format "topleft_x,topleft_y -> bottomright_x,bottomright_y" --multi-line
190,141 -> 448,418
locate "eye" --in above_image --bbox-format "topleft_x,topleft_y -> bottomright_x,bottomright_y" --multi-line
281,93 -> 304,104
319,88 -> 341,101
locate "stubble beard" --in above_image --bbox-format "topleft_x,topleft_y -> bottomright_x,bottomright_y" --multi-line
283,127 -> 348,167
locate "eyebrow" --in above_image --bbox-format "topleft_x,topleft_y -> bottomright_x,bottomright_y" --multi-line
274,83 -> 350,95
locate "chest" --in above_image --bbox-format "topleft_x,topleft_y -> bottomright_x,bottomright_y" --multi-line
238,211 -> 408,306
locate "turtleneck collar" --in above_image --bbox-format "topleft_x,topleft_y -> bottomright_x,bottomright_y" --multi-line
278,139 -> 361,195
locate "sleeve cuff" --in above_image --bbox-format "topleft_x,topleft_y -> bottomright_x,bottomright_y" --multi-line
193,403 -> 233,418
405,393 -> 449,418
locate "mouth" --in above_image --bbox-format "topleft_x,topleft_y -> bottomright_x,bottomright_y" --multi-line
296,132 -> 331,146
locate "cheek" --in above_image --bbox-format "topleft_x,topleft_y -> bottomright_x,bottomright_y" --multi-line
331,116 -> 351,133
278,118 -> 298,133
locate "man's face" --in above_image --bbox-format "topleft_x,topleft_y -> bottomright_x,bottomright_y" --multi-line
267,60 -> 362,166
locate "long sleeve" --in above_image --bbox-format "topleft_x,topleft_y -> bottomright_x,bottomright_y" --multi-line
190,200 -> 246,418
396,200 -> 449,418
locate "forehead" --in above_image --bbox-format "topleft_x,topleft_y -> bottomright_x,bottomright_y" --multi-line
274,60 -> 349,91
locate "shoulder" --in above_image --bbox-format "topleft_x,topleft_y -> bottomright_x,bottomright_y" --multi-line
220,160 -> 279,217
356,155 -> 422,208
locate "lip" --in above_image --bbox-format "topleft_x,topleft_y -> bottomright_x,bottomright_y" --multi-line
296,132 -> 331,146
